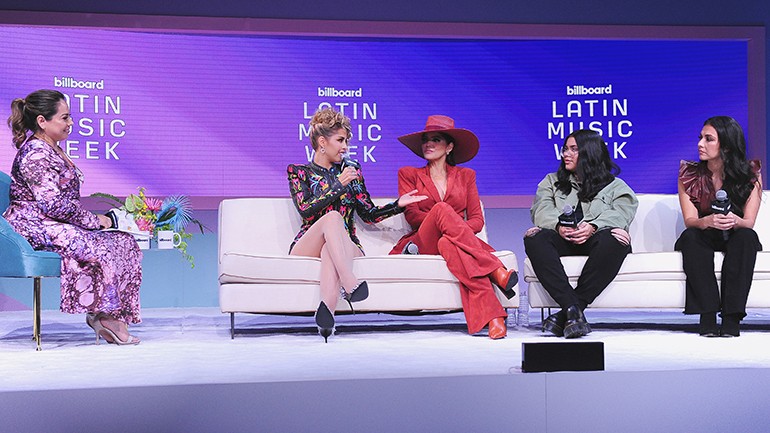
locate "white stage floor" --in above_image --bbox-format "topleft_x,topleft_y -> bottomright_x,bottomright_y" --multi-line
2,307 -> 770,391
2,307 -> 770,432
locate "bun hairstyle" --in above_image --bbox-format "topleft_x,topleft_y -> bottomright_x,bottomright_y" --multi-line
7,89 -> 66,149
308,107 -> 352,150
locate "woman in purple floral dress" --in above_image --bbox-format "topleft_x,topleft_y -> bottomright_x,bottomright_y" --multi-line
288,108 -> 425,342
4,89 -> 142,345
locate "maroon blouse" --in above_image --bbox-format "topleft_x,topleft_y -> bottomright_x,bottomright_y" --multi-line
679,159 -> 761,217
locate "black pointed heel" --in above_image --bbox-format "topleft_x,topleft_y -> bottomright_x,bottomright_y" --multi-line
314,301 -> 335,343
319,327 -> 333,343
343,281 -> 369,313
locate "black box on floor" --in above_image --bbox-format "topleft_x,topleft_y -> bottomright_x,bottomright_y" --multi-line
521,341 -> 605,373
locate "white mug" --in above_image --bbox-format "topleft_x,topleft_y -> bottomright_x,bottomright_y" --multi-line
133,234 -> 151,250
157,230 -> 182,249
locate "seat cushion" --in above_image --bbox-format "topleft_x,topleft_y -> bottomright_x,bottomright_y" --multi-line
219,253 -> 321,284
524,251 -> 770,284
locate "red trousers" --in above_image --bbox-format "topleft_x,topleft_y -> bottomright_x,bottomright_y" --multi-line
391,202 -> 506,334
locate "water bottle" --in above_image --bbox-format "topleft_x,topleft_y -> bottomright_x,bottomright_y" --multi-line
517,288 -> 529,328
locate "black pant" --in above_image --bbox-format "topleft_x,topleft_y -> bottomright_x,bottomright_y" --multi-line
524,228 -> 631,310
675,227 -> 761,319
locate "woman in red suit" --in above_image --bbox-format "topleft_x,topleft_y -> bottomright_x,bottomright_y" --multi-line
390,115 -> 518,339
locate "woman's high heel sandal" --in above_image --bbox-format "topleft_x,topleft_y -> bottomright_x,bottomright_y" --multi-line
489,267 -> 518,299
88,312 -> 140,345
315,301 -> 335,343
85,313 -> 100,343
341,281 -> 369,313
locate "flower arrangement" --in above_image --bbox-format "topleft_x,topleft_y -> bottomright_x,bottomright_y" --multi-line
92,188 -> 205,267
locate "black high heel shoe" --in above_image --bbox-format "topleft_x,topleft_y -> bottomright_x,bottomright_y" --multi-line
315,301 -> 335,343
342,281 -> 369,313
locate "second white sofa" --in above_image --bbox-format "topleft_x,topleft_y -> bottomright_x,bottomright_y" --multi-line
525,192 -> 770,313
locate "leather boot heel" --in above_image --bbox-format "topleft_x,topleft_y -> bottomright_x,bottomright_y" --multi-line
488,317 -> 507,340
542,310 -> 567,337
563,305 -> 591,339
490,267 -> 517,299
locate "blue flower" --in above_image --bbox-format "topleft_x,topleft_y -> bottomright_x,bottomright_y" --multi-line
156,195 -> 193,232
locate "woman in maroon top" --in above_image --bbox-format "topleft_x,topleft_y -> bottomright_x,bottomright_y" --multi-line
676,116 -> 762,337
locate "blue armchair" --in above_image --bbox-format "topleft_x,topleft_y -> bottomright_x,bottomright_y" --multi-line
0,171 -> 61,350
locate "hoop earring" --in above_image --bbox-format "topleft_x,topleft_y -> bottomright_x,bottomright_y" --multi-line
320,147 -> 326,154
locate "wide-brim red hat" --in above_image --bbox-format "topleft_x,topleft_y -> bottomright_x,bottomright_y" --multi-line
397,115 -> 480,164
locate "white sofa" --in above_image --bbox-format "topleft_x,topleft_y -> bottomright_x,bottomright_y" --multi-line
218,198 -> 519,337
525,192 -> 770,314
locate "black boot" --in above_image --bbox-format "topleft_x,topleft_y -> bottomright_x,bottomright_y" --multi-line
721,314 -> 741,337
542,309 -> 567,337
699,313 -> 719,337
563,305 -> 591,339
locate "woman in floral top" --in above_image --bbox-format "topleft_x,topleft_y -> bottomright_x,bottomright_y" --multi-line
288,108 -> 425,342
4,89 -> 142,345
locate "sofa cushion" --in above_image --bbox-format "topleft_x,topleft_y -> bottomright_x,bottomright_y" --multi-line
220,252 -> 321,284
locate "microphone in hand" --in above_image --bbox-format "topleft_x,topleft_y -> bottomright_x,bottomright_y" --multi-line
711,189 -> 732,241
340,153 -> 361,189
558,204 -> 579,229
341,153 -> 360,170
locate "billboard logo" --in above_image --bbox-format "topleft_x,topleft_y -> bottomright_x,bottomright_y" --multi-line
317,87 -> 362,98
567,85 -> 612,95
54,77 -> 105,90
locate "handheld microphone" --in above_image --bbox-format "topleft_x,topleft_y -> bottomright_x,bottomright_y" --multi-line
402,241 -> 419,255
711,189 -> 732,241
341,153 -> 360,170
558,204 -> 579,229
341,153 -> 361,189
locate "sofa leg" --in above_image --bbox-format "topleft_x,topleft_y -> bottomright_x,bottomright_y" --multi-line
230,313 -> 235,339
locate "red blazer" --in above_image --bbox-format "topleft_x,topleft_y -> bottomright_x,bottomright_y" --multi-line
390,164 -> 492,254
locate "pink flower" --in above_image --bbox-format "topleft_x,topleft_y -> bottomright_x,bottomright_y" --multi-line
136,217 -> 155,232
145,197 -> 163,212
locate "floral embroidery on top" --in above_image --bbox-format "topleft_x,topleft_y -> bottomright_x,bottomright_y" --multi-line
287,161 -> 402,253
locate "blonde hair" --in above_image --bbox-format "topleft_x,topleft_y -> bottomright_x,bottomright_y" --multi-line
309,107 -> 352,150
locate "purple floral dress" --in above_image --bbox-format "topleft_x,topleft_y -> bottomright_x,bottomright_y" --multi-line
3,138 -> 142,324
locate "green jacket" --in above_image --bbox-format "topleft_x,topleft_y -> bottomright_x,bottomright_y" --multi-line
531,172 -> 638,231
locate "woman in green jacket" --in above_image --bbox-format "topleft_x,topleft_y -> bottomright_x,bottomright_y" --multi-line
524,129 -> 638,338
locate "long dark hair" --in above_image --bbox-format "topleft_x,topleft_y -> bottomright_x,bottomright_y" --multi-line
7,89 -> 66,149
555,129 -> 620,202
703,116 -> 758,207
